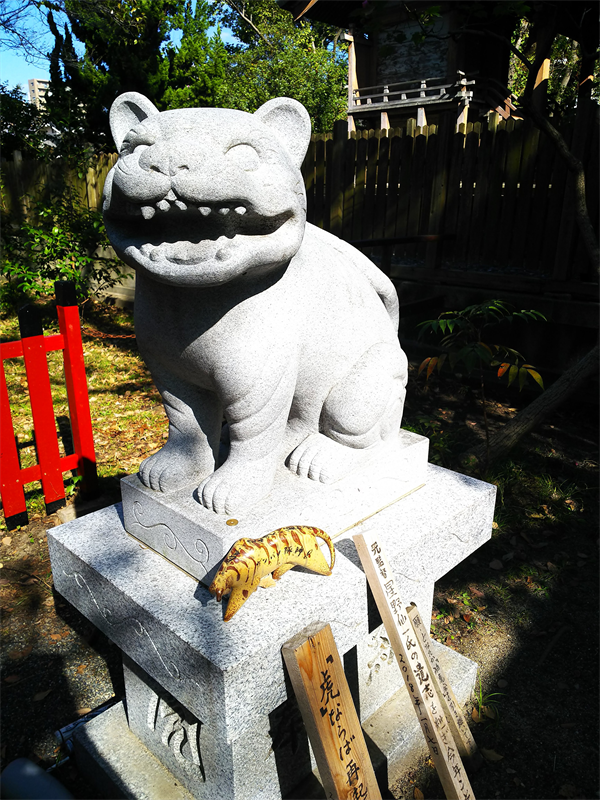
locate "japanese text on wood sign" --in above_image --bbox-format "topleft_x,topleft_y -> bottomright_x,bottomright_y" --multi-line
282,622 -> 381,800
319,653 -> 365,797
354,533 -> 474,800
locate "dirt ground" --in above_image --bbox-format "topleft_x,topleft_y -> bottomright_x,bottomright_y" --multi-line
1,356 -> 598,800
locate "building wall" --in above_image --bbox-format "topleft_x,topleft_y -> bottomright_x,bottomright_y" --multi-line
377,13 -> 451,86
28,79 -> 50,109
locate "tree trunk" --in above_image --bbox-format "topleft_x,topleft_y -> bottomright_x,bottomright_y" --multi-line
466,345 -> 599,466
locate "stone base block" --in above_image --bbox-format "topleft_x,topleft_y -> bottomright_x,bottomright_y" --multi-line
122,655 -> 289,800
47,503 -> 368,745
49,462 -> 496,800
120,429 -> 429,584
72,702 -> 193,800
74,641 -> 476,800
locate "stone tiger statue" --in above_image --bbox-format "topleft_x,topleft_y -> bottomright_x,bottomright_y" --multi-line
103,92 -> 408,515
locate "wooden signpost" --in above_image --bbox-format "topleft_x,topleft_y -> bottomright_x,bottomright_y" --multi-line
282,622 -> 382,800
353,532 -> 475,800
407,605 -> 482,770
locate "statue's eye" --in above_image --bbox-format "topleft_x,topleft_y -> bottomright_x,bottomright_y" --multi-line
226,143 -> 260,171
121,131 -> 154,156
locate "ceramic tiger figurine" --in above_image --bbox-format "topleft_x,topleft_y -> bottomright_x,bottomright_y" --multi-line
209,526 -> 335,621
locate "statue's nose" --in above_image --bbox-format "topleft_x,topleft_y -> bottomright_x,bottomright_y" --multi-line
142,144 -> 191,176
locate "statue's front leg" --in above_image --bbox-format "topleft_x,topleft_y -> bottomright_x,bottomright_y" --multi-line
198,365 -> 297,515
139,379 -> 222,493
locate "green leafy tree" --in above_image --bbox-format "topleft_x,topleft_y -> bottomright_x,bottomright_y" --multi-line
215,0 -> 348,132
508,16 -> 599,119
0,83 -> 49,158
46,0 -> 228,148
1,189 -> 121,308
161,1 -> 229,110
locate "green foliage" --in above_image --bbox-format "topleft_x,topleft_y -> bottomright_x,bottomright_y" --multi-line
417,300 -> 546,392
403,414 -> 457,467
162,1 -> 229,110
475,674 -> 504,728
1,179 -> 121,310
214,0 -> 348,133
46,0 -> 224,148
0,83 -> 50,158
45,0 -> 347,140
509,20 -> 600,117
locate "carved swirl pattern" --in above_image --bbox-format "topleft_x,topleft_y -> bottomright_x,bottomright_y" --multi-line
147,693 -> 204,777
63,569 -> 200,689
133,502 -> 210,565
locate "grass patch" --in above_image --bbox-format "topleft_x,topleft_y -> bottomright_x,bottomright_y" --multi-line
1,299 -> 167,523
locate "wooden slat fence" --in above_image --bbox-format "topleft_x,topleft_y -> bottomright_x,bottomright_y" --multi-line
1,153 -> 118,221
303,115 -> 598,293
2,115 -> 597,295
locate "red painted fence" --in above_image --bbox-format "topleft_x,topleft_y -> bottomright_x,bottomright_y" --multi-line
1,282 -> 97,530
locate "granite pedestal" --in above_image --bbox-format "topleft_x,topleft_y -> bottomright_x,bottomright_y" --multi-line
120,430 -> 429,585
48,461 -> 495,800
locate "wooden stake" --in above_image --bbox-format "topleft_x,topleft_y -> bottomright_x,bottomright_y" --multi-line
282,622 -> 382,800
353,532 -> 475,800
407,605 -> 482,769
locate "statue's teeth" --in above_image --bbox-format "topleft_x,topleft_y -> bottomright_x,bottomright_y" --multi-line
234,206 -> 247,215
165,190 -> 177,201
218,207 -> 230,215
141,206 -> 155,220
175,200 -> 187,211
199,207 -> 211,216
157,199 -> 171,213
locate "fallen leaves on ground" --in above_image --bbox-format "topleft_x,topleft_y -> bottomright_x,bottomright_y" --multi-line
481,748 -> 504,762
8,645 -> 32,661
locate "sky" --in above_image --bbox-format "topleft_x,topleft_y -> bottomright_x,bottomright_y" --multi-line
1,49 -> 51,94
0,3 -> 67,96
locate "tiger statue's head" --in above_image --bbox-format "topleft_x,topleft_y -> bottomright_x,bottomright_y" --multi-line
103,93 -> 312,288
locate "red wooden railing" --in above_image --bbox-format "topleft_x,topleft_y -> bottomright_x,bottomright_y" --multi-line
1,281 -> 97,530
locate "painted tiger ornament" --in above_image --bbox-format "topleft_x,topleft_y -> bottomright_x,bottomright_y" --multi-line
209,526 -> 335,621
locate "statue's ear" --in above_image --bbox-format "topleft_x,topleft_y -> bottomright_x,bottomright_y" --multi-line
254,97 -> 312,168
110,92 -> 159,151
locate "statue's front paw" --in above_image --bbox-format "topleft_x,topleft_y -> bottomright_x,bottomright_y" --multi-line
139,444 -> 207,493
287,433 -> 377,484
198,459 -> 275,515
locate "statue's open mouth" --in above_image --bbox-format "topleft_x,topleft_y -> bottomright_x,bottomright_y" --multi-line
105,194 -> 295,265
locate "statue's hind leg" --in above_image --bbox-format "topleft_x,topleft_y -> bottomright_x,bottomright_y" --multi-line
287,343 -> 407,484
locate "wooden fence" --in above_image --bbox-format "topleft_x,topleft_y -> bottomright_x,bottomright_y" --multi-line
2,113 -> 597,298
302,115 -> 598,296
1,153 -> 118,221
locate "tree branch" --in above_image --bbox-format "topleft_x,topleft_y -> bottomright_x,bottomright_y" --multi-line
223,0 -> 274,52
466,345 -> 599,466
